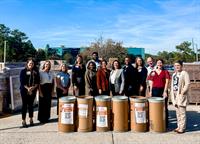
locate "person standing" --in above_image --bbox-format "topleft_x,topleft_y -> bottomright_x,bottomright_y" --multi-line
123,57 -> 138,96
72,55 -> 86,96
148,59 -> 170,127
86,52 -> 101,70
109,60 -> 125,96
85,61 -> 98,96
20,58 -> 40,127
56,63 -> 71,115
146,56 -> 155,95
38,60 -> 54,123
146,56 -> 155,76
171,60 -> 190,134
135,57 -> 148,96
96,60 -> 110,95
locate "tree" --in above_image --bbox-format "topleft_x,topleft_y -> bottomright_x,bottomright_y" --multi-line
63,53 -> 73,64
0,24 -> 10,61
81,37 -> 127,64
157,51 -> 175,64
0,24 -> 36,62
175,41 -> 195,62
35,48 -> 47,62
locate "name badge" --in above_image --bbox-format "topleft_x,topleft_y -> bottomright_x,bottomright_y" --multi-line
26,71 -> 31,75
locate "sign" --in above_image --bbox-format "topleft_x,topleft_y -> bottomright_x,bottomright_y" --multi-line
61,103 -> 74,124
96,107 -> 108,127
134,103 -> 146,124
78,104 -> 88,118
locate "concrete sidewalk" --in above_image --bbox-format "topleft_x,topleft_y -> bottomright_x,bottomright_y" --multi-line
0,103 -> 200,144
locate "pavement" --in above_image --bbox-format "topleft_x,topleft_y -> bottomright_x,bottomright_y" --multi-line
0,101 -> 200,144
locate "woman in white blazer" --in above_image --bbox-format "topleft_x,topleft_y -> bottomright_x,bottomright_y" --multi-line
171,60 -> 190,134
109,60 -> 125,96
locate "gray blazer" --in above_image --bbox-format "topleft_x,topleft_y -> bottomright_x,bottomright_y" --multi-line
109,69 -> 125,94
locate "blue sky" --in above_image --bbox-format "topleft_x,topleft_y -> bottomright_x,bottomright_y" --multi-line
0,0 -> 200,54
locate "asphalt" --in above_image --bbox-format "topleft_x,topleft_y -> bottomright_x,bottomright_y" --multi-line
0,101 -> 200,144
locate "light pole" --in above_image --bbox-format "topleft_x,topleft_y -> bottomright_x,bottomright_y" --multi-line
4,40 -> 7,64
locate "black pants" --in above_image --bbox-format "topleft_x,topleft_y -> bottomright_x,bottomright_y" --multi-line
20,90 -> 36,120
38,83 -> 52,123
152,87 -> 169,128
110,84 -> 120,96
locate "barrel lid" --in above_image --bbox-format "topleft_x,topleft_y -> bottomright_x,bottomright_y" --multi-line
59,96 -> 76,102
112,95 -> 128,101
129,96 -> 147,102
95,95 -> 111,101
148,97 -> 165,103
77,95 -> 93,100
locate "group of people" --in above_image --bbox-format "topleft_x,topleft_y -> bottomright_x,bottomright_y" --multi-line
20,52 -> 190,134
72,52 -> 148,97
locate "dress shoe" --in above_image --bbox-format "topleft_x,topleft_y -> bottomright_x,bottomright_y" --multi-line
173,128 -> 179,132
177,130 -> 185,134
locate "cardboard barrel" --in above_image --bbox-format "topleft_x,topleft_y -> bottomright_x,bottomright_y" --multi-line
95,95 -> 111,132
112,96 -> 129,132
148,97 -> 166,132
58,96 -> 76,132
130,96 -> 148,132
77,96 -> 93,132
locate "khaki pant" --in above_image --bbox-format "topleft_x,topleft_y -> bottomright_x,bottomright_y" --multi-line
176,106 -> 186,131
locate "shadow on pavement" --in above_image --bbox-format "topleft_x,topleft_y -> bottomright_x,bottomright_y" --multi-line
168,110 -> 200,132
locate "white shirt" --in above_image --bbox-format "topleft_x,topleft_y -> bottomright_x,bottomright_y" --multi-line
147,66 -> 155,76
110,70 -> 118,84
40,71 -> 54,85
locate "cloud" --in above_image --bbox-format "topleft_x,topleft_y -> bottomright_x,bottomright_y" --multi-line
30,0 -> 200,54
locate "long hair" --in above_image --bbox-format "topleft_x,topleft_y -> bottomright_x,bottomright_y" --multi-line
135,57 -> 145,68
112,60 -> 121,70
25,58 -> 35,70
156,58 -> 165,70
59,63 -> 68,73
42,60 -> 51,71
87,61 -> 96,70
75,54 -> 83,64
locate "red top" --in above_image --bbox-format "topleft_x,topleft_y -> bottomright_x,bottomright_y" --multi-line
147,70 -> 170,88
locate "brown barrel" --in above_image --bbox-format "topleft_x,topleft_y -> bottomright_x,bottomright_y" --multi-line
148,97 -> 166,132
77,95 -> 93,132
95,95 -> 111,132
112,96 -> 129,132
58,96 -> 76,132
130,96 -> 148,132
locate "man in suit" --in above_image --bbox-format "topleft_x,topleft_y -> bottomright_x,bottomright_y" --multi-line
123,57 -> 138,96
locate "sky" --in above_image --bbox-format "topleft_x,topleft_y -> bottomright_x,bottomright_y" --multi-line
0,0 -> 200,54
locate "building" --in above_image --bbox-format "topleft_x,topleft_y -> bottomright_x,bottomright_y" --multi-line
47,46 -> 145,60
126,47 -> 145,59
47,46 -> 80,58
